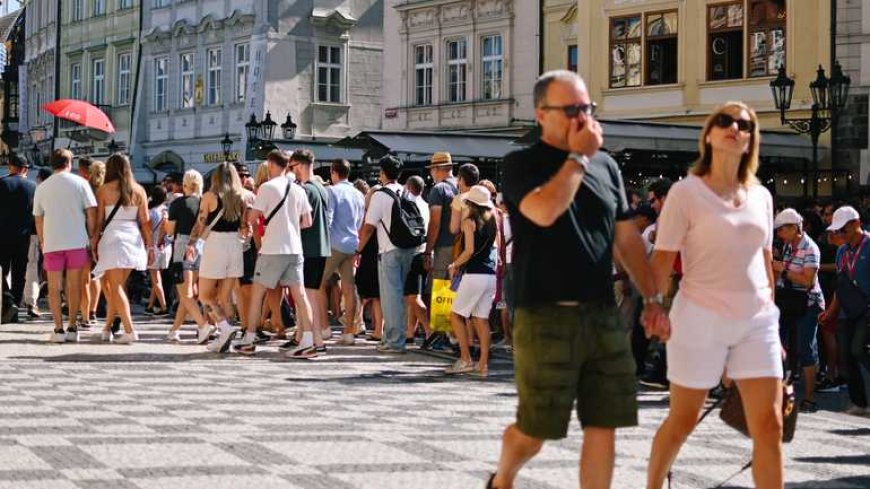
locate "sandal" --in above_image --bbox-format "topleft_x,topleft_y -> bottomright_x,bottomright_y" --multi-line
799,399 -> 818,413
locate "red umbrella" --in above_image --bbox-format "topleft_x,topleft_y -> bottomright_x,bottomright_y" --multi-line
42,99 -> 115,133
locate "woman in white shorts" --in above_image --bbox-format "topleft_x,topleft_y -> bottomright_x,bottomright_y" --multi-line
646,102 -> 784,489
186,162 -> 250,352
446,185 -> 498,377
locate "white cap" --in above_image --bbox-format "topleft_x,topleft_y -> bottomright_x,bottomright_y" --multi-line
773,208 -> 802,229
827,206 -> 861,231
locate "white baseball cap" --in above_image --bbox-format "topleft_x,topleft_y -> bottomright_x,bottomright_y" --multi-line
773,208 -> 802,229
827,206 -> 861,232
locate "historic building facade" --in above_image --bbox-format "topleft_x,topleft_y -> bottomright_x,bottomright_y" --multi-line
381,0 -> 538,132
22,0 -> 57,164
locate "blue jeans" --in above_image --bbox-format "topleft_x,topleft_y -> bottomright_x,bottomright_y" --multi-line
378,248 -> 416,349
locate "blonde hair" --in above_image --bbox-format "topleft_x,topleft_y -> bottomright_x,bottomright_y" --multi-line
690,101 -> 761,185
255,162 -> 270,189
183,169 -> 203,197
208,162 -> 244,222
87,160 -> 106,191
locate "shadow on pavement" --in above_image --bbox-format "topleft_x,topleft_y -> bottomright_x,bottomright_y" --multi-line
783,475 -> 870,488
793,454 -> 870,465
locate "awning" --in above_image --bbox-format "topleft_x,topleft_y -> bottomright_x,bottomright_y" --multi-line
334,130 -> 519,159
265,140 -> 366,163
517,120 -> 820,159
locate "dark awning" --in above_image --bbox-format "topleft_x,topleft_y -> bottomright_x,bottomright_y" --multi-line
517,120 -> 821,159
334,130 -> 519,159
265,140 -> 365,163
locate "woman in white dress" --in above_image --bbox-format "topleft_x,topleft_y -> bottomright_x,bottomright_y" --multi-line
91,154 -> 153,343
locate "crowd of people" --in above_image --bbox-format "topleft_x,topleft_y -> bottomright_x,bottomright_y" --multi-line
2,69 -> 870,489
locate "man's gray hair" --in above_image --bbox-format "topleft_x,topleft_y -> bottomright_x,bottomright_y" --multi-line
533,70 -> 586,108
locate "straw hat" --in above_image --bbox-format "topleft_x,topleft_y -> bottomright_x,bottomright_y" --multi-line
426,152 -> 453,168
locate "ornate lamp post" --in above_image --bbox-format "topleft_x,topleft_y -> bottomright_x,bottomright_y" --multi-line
770,62 -> 850,197
245,114 -> 260,143
260,112 -> 277,141
221,133 -> 233,161
281,114 -> 297,140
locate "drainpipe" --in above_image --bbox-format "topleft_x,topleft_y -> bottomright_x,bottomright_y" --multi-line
830,0 -> 839,197
538,0 -> 545,75
129,0 -> 144,156
51,0 -> 62,150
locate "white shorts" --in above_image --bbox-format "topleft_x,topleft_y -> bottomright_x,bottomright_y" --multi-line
199,231 -> 244,280
667,294 -> 783,390
452,273 -> 497,319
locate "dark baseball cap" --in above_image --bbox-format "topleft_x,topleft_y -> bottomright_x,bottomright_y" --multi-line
628,203 -> 657,222
9,154 -> 30,168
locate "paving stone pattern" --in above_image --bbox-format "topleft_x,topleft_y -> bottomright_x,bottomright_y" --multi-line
0,317 -> 868,488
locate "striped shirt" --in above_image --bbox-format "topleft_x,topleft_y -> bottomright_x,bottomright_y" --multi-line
779,233 -> 825,310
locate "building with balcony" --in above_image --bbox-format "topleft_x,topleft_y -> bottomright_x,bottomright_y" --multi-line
381,0 -> 538,134
133,0 -> 383,177
57,0 -> 140,157
835,0 -> 870,188
22,0 -> 58,164
0,8 -> 25,156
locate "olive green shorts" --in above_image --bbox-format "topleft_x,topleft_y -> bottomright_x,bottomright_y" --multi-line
513,303 -> 638,439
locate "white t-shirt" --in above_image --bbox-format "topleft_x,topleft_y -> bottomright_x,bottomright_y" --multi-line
408,192 -> 430,253
253,175 -> 311,255
654,174 -> 774,319
33,171 -> 97,253
365,182 -> 404,254
641,223 -> 656,256
503,215 -> 513,264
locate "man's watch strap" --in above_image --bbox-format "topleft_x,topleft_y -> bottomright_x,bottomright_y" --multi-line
644,293 -> 665,306
568,152 -> 590,172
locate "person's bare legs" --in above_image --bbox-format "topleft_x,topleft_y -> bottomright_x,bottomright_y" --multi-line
473,317 -> 491,372
172,271 -> 207,332
65,267 -> 86,331
149,269 -> 167,311
266,288 -> 285,335
339,279 -> 357,336
501,308 -> 513,348
492,425 -> 544,489
102,277 -> 116,336
288,283 -> 322,347
581,427 -> 616,489
198,278 -> 227,324
78,265 -> 91,324
238,284 -> 253,330
450,312 -> 472,363
646,384 -> 708,489
46,271 -> 65,332
821,329 -> 838,382
735,377 -> 784,489
217,279 -> 237,325
372,299 -> 384,338
405,296 -> 419,339
307,287 -> 327,339
89,277 -> 101,319
245,282 -> 269,335
106,269 -> 134,334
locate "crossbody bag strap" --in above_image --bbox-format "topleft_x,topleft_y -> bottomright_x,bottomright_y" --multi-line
264,181 -> 292,226
100,204 -> 123,236
200,206 -> 224,241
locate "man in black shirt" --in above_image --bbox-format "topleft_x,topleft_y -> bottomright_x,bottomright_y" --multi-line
0,155 -> 37,323
488,71 -> 666,489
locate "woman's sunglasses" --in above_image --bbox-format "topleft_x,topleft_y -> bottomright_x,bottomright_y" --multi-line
713,113 -> 755,133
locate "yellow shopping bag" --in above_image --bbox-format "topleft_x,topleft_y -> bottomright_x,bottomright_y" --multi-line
430,278 -> 456,333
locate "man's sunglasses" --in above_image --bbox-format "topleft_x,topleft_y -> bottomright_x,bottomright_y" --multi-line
713,113 -> 755,133
541,102 -> 597,118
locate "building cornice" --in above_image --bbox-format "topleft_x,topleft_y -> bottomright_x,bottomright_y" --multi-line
143,9 -> 255,43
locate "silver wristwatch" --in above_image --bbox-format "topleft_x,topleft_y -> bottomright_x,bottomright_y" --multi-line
567,152 -> 590,172
644,293 -> 665,306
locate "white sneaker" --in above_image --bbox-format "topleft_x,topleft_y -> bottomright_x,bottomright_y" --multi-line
165,331 -> 182,342
336,333 -> 355,346
114,333 -> 135,344
207,328 -> 238,353
197,324 -> 216,344
845,404 -> 870,417
99,329 -> 112,342
65,330 -> 80,343
48,331 -> 66,343
320,328 -> 333,341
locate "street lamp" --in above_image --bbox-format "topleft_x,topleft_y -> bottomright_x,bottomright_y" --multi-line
221,133 -> 233,161
281,114 -> 297,140
770,63 -> 851,197
245,113 -> 260,142
29,143 -> 39,166
260,112 -> 277,140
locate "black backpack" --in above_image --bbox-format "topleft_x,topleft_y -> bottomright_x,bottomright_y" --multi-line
377,187 -> 426,249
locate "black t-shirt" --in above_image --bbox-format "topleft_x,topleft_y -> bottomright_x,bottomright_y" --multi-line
168,195 -> 200,236
0,174 -> 37,243
502,141 -> 630,306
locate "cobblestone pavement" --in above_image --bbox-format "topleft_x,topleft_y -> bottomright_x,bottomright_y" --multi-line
0,314 -> 868,489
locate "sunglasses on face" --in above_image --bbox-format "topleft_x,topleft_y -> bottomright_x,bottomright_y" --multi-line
540,102 -> 597,118
712,113 -> 755,133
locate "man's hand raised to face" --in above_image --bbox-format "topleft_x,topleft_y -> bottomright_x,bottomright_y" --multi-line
567,117 -> 603,158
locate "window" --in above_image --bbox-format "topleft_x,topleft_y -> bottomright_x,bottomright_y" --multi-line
235,43 -> 249,103
119,0 -> 133,8
645,11 -> 678,85
117,53 -> 131,105
92,58 -> 105,105
71,0 -> 83,21
180,53 -> 194,108
70,63 -> 81,99
154,57 -> 167,112
153,0 -> 170,8
748,0 -> 786,77
446,39 -> 467,103
317,45 -> 342,103
414,44 -> 433,106
609,16 -> 641,88
207,48 -> 222,105
707,1 -> 787,80
708,2 -> 745,80
481,35 -> 503,100
568,44 -> 578,72
93,0 -> 105,16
